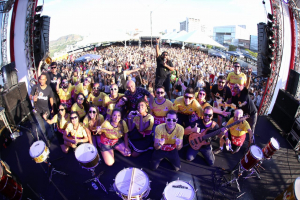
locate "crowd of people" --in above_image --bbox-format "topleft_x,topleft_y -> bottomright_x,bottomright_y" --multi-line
29,39 -> 265,171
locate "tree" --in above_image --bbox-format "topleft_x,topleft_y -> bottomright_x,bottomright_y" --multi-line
207,45 -> 213,49
245,49 -> 257,58
229,45 -> 237,51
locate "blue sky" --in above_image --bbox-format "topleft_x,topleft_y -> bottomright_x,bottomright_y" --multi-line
42,0 -> 272,41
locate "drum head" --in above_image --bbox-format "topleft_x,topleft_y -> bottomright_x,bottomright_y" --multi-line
75,143 -> 97,163
163,180 -> 195,200
270,138 -> 280,150
250,145 -> 263,160
0,164 -> 3,179
115,168 -> 149,196
29,141 -> 46,158
295,177 -> 300,199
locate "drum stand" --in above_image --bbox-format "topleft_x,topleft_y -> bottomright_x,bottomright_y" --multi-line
84,168 -> 107,194
43,157 -> 68,183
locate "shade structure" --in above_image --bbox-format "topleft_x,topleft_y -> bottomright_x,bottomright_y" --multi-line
74,54 -> 101,63
170,30 -> 188,40
161,32 -> 177,40
174,30 -> 225,48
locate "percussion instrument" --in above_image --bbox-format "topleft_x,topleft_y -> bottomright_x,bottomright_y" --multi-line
262,137 -> 280,159
0,161 -> 23,200
29,140 -> 49,163
162,180 -> 196,200
75,143 -> 100,169
114,168 -> 150,200
240,145 -> 263,171
275,177 -> 300,200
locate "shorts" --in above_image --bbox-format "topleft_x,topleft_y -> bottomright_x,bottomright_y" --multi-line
99,137 -> 124,152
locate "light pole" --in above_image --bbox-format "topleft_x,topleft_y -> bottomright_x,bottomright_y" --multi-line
150,11 -> 152,47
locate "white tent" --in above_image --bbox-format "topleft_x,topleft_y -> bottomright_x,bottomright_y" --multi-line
170,30 -> 188,40
174,30 -> 225,48
161,32 -> 177,40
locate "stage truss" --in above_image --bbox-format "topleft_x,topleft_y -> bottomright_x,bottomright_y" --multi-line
289,0 -> 300,73
259,0 -> 284,115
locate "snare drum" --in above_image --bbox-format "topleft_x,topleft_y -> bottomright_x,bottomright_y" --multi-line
0,161 -> 23,200
162,180 -> 195,200
29,141 -> 49,163
275,177 -> 300,200
75,143 -> 100,169
114,168 -> 150,200
240,145 -> 263,171
262,137 -> 280,159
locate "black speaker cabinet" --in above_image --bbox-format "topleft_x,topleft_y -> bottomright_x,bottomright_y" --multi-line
286,69 -> 300,97
291,119 -> 300,138
287,130 -> 300,151
271,104 -> 294,133
274,89 -> 300,118
1,62 -> 18,90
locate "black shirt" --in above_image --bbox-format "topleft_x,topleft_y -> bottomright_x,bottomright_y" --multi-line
211,84 -> 232,102
190,119 -> 220,146
232,88 -> 257,116
125,87 -> 150,110
46,72 -> 61,92
31,84 -> 54,114
156,55 -> 173,78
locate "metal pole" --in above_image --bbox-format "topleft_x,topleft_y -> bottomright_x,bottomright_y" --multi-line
150,11 -> 152,47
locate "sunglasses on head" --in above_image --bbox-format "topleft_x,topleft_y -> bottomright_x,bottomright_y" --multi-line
184,95 -> 194,100
110,88 -> 118,91
166,118 -> 177,122
93,87 -> 100,90
89,110 -> 96,114
70,116 -> 78,120
156,91 -> 164,94
78,98 -> 84,101
204,113 -> 213,117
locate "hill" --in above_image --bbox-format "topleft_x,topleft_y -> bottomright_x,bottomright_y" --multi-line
49,34 -> 83,57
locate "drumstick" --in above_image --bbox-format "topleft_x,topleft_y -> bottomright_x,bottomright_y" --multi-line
128,168 -> 136,200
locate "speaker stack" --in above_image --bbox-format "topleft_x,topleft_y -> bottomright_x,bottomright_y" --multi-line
0,82 -> 33,125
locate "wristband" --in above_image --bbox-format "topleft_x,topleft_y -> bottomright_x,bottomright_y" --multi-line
158,143 -> 162,148
225,138 -> 229,140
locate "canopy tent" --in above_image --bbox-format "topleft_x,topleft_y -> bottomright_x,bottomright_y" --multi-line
74,54 -> 101,63
161,32 -> 177,40
174,30 -> 225,49
76,32 -> 131,47
170,30 -> 188,40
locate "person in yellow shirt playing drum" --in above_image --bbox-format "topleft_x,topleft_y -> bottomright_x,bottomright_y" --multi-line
56,78 -> 75,111
151,110 -> 184,171
83,105 -> 104,148
87,83 -> 107,116
95,108 -> 131,166
62,111 -> 90,153
127,100 -> 154,157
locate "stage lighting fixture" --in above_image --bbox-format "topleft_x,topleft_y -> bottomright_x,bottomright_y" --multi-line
267,13 -> 275,20
35,6 -> 43,12
268,38 -> 275,44
267,29 -> 274,37
267,21 -> 274,28
34,14 -> 40,20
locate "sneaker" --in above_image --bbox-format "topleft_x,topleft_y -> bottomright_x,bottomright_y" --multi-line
213,148 -> 222,154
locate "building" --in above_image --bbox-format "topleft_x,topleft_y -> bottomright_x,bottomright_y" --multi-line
213,25 -> 250,45
232,39 -> 250,49
250,35 -> 258,51
180,18 -> 201,32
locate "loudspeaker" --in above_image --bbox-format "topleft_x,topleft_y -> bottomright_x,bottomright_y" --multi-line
271,104 -> 294,133
1,62 -> 18,90
257,22 -> 271,77
287,130 -> 300,151
291,119 -> 300,138
286,69 -> 300,97
1,82 -> 33,125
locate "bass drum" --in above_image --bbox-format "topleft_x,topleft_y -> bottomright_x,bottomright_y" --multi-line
0,161 -> 23,200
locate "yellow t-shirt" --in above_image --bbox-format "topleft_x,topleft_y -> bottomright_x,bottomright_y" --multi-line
72,76 -> 78,84
71,103 -> 86,119
75,83 -> 91,97
58,85 -> 75,101
133,114 -> 154,133
173,96 -> 203,118
52,114 -> 70,129
155,123 -> 184,145
65,123 -> 88,138
226,117 -> 251,137
151,99 -> 174,117
87,92 -> 107,107
227,72 -> 247,86
83,114 -> 104,129
103,94 -> 124,115
100,120 -> 129,139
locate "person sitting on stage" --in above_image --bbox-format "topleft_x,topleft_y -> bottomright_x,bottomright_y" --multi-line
184,106 -> 223,166
62,111 -> 89,153
103,84 -> 124,120
87,83 -> 107,116
150,86 -> 174,133
173,87 -> 203,127
127,100 -> 154,157
96,108 -> 131,166
125,80 -> 154,112
214,109 -> 254,154
83,105 -> 104,147
43,103 -> 70,152
56,78 -> 75,111
74,76 -> 92,99
71,93 -> 86,121
151,110 -> 183,171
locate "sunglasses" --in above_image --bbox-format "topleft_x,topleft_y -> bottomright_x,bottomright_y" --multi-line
219,81 -> 225,84
78,98 -> 84,101
156,91 -> 164,94
62,81 -> 68,84
204,113 -> 213,117
234,65 -> 240,67
89,110 -> 96,114
184,95 -> 194,100
166,118 -> 177,122
93,87 -> 100,90
51,67 -> 56,69
110,88 -> 118,91
199,92 -> 205,96
70,116 -> 78,120
58,109 -> 64,112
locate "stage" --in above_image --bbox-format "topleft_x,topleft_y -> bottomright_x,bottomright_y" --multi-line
0,116 -> 299,200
